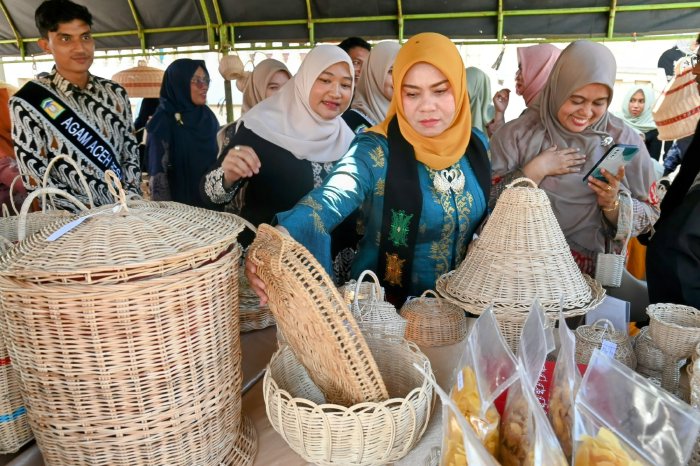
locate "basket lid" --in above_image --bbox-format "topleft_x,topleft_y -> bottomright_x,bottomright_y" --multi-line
111,60 -> 164,98
247,224 -> 388,405
0,178 -> 245,284
436,178 -> 605,316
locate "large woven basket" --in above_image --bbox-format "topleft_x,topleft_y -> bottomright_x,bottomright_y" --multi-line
437,178 -> 605,318
0,177 -> 256,465
575,319 -> 637,369
248,224 -> 388,406
263,336 -> 434,466
111,61 -> 164,98
399,290 -> 468,347
652,56 -> 700,141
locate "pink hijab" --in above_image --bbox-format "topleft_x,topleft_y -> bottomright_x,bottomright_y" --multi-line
517,44 -> 561,106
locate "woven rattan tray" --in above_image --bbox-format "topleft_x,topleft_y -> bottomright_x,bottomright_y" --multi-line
247,224 -> 388,405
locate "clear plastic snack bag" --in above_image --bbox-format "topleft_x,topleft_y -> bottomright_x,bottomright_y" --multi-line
548,309 -> 581,460
500,300 -> 567,466
574,349 -> 700,466
441,308 -> 519,464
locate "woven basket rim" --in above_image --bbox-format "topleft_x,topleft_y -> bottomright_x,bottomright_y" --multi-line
264,340 -> 433,410
647,303 -> 700,330
436,272 -> 605,317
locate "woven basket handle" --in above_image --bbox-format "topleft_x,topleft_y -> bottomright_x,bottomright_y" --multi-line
506,177 -> 538,189
353,269 -> 382,306
1,202 -> 9,218
419,289 -> 442,305
8,175 -> 23,216
105,170 -> 130,212
591,318 -> 615,336
42,154 -> 95,210
17,187 -> 89,241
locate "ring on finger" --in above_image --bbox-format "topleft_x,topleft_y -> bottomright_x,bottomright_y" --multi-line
234,145 -> 241,151
606,185 -> 612,191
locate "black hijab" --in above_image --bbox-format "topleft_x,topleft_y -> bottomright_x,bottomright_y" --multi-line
147,59 -> 219,207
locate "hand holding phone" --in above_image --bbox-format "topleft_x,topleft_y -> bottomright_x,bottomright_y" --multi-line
582,144 -> 639,183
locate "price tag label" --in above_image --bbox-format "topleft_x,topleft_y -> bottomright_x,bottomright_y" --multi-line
457,369 -> 464,391
600,339 -> 617,358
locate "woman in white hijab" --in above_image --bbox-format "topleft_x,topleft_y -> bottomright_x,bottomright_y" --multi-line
490,40 -> 659,275
200,44 -> 354,245
342,41 -> 401,133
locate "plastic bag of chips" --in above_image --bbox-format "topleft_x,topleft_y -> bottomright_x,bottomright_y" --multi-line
574,350 -> 700,465
499,300 -> 567,466
440,308 -> 518,465
548,310 -> 580,460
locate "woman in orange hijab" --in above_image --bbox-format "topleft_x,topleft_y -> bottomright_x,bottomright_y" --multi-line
247,33 -> 491,305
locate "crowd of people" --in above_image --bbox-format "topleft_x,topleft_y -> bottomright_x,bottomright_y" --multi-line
7,0 -> 700,309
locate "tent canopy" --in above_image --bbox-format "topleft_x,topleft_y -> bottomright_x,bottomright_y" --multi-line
1,0 -> 698,58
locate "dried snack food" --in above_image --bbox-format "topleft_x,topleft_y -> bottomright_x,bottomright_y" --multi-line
575,427 -> 644,466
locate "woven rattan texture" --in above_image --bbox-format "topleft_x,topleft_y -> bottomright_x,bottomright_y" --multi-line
0,210 -> 71,244
648,303 -> 700,358
238,265 -> 275,332
400,290 -> 467,347
346,271 -> 407,339
0,202 -> 244,284
634,326 -> 665,372
575,319 -> 637,369
263,337 -> 434,466
248,224 -> 388,405
0,341 -> 32,453
652,63 -> 700,141
436,180 -> 605,316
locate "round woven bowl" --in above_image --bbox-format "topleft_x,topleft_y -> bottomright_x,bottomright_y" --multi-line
400,290 -> 467,347
575,319 -> 637,369
647,303 -> 700,358
263,337 -> 435,466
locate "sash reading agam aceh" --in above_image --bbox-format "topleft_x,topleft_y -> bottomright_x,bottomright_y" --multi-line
15,81 -> 123,179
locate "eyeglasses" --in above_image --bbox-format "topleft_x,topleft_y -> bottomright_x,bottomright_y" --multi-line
191,77 -> 211,88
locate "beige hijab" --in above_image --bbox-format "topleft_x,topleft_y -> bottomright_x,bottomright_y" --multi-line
351,41 -> 401,125
491,40 -> 657,254
239,58 -> 291,113
239,44 -> 354,162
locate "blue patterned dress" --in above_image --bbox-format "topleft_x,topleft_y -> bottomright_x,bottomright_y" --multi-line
277,130 -> 488,297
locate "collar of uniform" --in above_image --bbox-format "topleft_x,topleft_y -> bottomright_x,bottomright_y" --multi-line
49,69 -> 96,96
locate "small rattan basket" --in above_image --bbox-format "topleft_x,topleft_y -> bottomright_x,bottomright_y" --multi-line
399,290 -> 468,347
247,224 -> 388,406
575,319 -> 637,369
634,326 -> 665,373
347,270 -> 407,339
263,336 -> 435,466
0,174 -> 256,465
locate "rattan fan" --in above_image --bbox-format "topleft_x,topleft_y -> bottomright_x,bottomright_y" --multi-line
0,173 -> 256,465
247,224 -> 388,405
400,290 -> 468,347
436,177 -> 605,317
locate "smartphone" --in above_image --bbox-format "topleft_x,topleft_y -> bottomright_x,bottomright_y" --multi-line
582,144 -> 639,183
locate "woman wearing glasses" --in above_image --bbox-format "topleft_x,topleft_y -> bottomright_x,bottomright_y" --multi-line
200,45 -> 355,247
147,58 -> 219,206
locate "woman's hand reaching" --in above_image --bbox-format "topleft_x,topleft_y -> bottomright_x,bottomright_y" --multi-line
522,145 -> 586,184
222,145 -> 261,189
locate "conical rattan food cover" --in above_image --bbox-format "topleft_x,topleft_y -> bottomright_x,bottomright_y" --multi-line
438,178 -> 603,315
0,198 -> 245,284
111,61 -> 164,98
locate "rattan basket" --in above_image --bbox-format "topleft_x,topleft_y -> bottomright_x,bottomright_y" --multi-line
647,303 -> 700,396
263,336 -> 435,466
575,319 -> 637,369
247,224 -> 388,406
0,315 -> 32,453
347,270 -> 407,339
238,265 -> 275,332
0,175 -> 256,465
111,60 -> 164,98
399,290 -> 468,347
436,178 -> 605,316
634,326 -> 665,372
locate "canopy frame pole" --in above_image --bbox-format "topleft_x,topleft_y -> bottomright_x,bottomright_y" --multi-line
0,0 -> 24,59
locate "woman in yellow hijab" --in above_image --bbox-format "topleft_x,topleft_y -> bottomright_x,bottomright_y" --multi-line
248,33 -> 491,305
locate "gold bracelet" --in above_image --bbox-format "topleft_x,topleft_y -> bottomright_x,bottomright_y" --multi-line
601,199 -> 619,212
